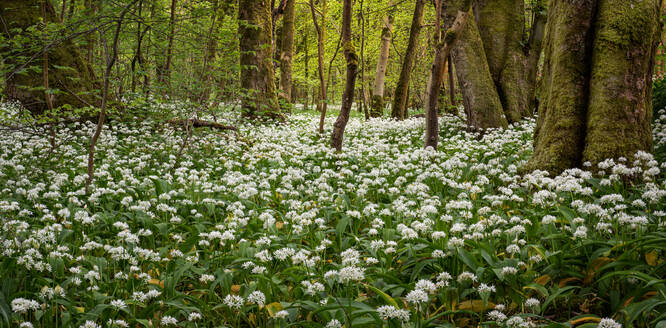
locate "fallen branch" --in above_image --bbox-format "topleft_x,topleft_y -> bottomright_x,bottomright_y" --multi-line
167,118 -> 237,131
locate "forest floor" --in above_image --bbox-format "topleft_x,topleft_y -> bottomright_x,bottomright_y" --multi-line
1,102 -> 665,328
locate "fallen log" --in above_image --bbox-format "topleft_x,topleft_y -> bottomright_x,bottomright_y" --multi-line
167,119 -> 237,131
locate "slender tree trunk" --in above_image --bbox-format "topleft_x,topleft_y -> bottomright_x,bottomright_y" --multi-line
163,0 -> 177,91
279,0 -> 295,103
391,0 -> 425,120
526,0 -> 661,174
200,0 -> 220,103
239,0 -> 283,119
330,0 -> 357,151
87,0 -> 137,193
447,55 -> 455,106
85,0 -> 98,64
310,0 -> 328,132
60,0 -> 67,21
370,2 -> 394,118
424,10 -> 470,149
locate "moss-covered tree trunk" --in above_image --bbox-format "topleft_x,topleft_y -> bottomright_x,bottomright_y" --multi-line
443,0 -> 507,130
278,0 -> 295,103
1,0 -> 100,115
391,0 -> 425,120
526,0 -> 661,174
582,0 -> 660,163
370,6 -> 393,118
238,0 -> 282,119
474,0 -> 529,122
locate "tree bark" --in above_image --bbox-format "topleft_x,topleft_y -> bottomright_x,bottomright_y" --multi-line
447,55 -> 456,106
1,0 -> 100,115
310,0 -> 328,132
526,0 -> 660,174
424,10 -> 470,150
391,0 -> 425,120
370,2 -> 394,118
330,0 -> 357,151
582,0 -> 660,164
84,0 -> 98,64
279,0 -> 295,103
163,0 -> 177,91
200,0 -> 221,104
450,15 -> 508,130
239,0 -> 282,119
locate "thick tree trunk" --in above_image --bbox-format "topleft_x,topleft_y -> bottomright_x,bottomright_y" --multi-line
1,0 -> 100,115
370,4 -> 394,118
474,0 -> 527,122
450,13 -> 508,130
424,10 -> 470,150
527,0 -> 660,174
279,0 -> 295,103
330,0 -> 357,151
391,0 -> 425,120
582,0 -> 660,163
238,0 -> 282,119
526,0 -> 595,173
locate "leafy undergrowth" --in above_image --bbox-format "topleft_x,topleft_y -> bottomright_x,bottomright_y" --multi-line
1,103 -> 666,328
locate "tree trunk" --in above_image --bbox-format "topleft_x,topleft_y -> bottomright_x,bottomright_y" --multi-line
84,0 -> 98,64
310,0 -> 328,132
448,6 -> 507,130
447,55 -> 456,106
582,0 -> 660,164
391,0 -> 425,120
330,0 -> 357,151
370,3 -> 394,118
1,0 -> 100,115
424,10 -> 471,150
163,0 -> 177,90
279,0 -> 295,103
526,0 -> 660,174
200,0 -> 220,104
239,0 -> 282,119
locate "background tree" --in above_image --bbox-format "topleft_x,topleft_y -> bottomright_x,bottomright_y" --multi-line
391,0 -> 425,120
279,0 -> 295,104
370,1 -> 394,118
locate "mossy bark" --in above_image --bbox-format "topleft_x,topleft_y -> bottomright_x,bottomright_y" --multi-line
238,0 -> 282,119
582,0 -> 660,163
474,0 -> 533,122
1,0 -> 100,115
450,14 -> 508,130
526,0 -> 596,174
391,0 -> 425,120
527,0 -> 659,174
